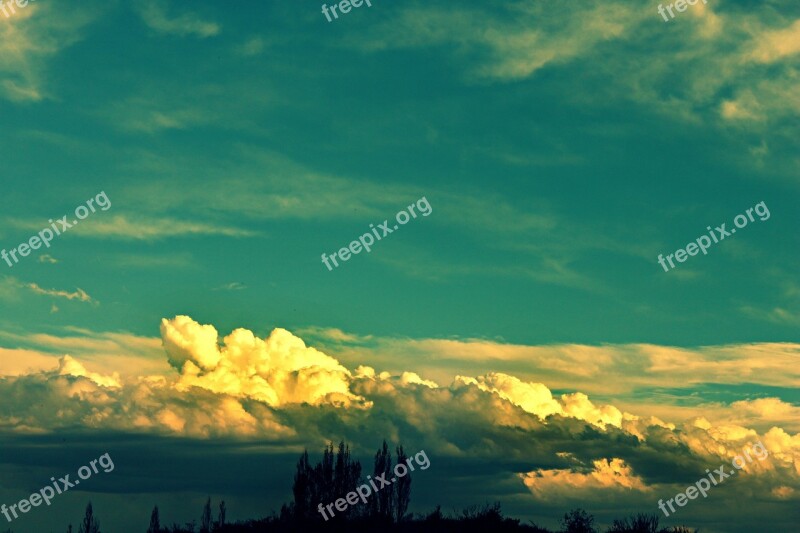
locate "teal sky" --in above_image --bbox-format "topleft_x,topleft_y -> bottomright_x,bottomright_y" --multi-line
0,0 -> 797,346
1,1 -> 799,531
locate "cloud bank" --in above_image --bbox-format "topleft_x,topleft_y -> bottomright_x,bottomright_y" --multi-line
0,316 -> 797,525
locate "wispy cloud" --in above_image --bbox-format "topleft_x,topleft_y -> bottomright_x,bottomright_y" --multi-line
354,0 -> 799,128
740,305 -> 800,326
136,1 -> 219,38
0,1 -> 101,102
108,252 -> 196,269
300,332 -> 800,398
60,215 -> 255,241
0,326 -> 169,377
0,277 -> 96,304
213,282 -> 246,291
355,2 -> 643,81
2,214 -> 251,245
235,37 -> 266,57
26,282 -> 94,303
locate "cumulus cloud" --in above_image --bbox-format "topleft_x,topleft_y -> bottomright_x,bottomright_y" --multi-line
160,316 -> 366,407
312,336 -> 800,398
58,354 -> 120,388
454,373 -> 563,419
0,315 -> 797,514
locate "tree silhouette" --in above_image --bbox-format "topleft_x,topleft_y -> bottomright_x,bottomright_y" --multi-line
561,508 -> 596,533
116,440 -> 700,532
216,500 -> 226,530
77,502 -> 100,533
372,440 -> 394,520
394,445 -> 411,522
147,505 -> 160,533
291,449 -> 313,520
291,440 -> 364,521
608,513 -> 661,532
319,442 -> 335,506
334,441 -> 348,498
200,497 -> 212,533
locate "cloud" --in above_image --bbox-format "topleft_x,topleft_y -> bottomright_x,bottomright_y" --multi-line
520,458 -> 648,500
68,215 -> 256,240
2,215 -> 255,242
107,252 -> 197,269
748,19 -> 800,63
57,354 -> 120,388
0,315 -> 796,519
356,2 -> 642,81
160,316 -> 366,407
103,148 -> 647,291
723,398 -> 800,433
0,1 -> 101,102
740,305 -> 800,326
454,373 -> 563,419
136,1 -> 219,38
310,335 -> 800,396
26,282 -> 94,303
236,37 -> 266,56
0,347 -> 61,375
38,254 -> 58,264
213,282 -> 246,291
295,326 -> 373,344
105,96 -> 221,133
351,0 -> 799,127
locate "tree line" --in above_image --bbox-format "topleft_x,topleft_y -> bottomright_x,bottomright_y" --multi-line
5,439 -> 699,532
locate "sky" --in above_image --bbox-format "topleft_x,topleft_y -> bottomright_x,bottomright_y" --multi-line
0,0 -> 799,531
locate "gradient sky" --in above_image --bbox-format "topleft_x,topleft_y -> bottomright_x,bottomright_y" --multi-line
0,0 -> 799,532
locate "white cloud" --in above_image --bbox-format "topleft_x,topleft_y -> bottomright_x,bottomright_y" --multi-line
58,354 -> 120,388
454,373 -> 563,419
160,316 -> 366,407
